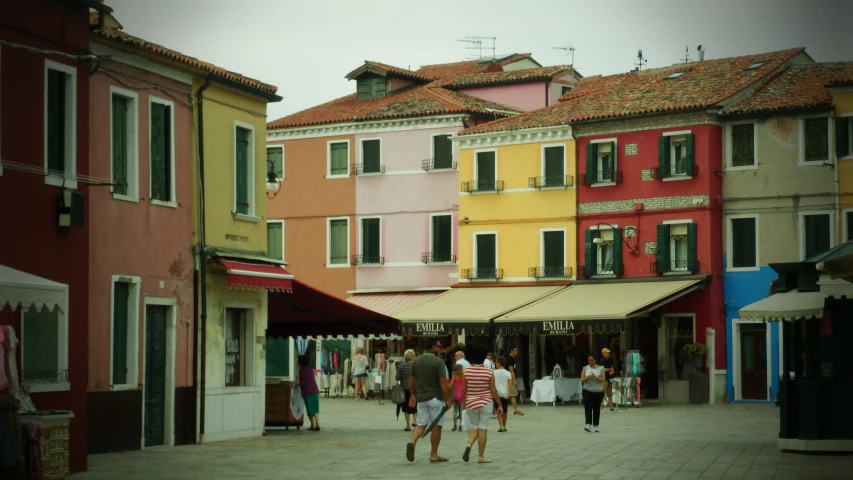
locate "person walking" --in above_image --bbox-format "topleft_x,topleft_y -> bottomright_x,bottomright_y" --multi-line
599,348 -> 616,412
493,357 -> 512,432
396,349 -> 417,431
455,350 -> 471,370
506,346 -> 523,416
581,355 -> 606,433
483,352 -> 495,371
406,338 -> 452,463
351,348 -> 370,401
461,346 -> 503,464
449,364 -> 464,431
294,355 -> 321,431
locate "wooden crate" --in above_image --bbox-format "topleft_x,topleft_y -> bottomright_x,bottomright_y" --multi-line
40,422 -> 71,480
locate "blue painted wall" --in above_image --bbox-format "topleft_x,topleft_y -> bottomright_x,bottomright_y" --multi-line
722,257 -> 779,402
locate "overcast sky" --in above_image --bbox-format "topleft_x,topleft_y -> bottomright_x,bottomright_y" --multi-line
104,0 -> 851,122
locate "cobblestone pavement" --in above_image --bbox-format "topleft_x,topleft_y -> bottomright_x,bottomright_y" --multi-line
74,398 -> 850,480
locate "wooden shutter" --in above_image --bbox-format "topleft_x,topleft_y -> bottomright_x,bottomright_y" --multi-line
476,234 -> 496,270
150,103 -> 171,201
362,218 -> 380,262
476,151 -> 496,186
112,282 -> 129,385
583,229 -> 596,277
658,136 -> 671,178
433,135 -> 452,169
613,228 -> 624,275
544,146 -> 564,186
656,224 -> 670,273
112,96 -> 128,195
543,231 -> 564,268
805,215 -> 831,259
609,142 -> 617,180
267,222 -> 283,261
687,223 -> 698,272
330,142 -> 348,175
362,140 -> 380,173
46,70 -> 66,173
432,215 -> 451,261
837,118 -> 850,158
235,127 -> 250,215
585,143 -> 598,185
685,133 -> 695,176
330,219 -> 347,264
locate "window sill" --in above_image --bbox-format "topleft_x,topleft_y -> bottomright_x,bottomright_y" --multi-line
725,165 -> 758,171
111,384 -> 139,391
426,262 -> 457,266
233,213 -> 261,223
664,270 -> 693,276
325,174 -> 350,179
726,266 -> 760,272
798,160 -> 830,166
592,274 -> 616,278
468,190 -> 501,195
112,193 -> 139,203
326,263 -> 350,269
24,381 -> 71,393
150,199 -> 178,209
591,182 -> 616,188
538,185 -> 574,191
429,168 -> 458,172
358,172 -> 384,177
45,175 -> 78,190
662,175 -> 693,182
355,263 -> 384,268
840,156 -> 853,161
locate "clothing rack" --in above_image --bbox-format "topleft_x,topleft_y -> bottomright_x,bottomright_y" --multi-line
620,350 -> 644,408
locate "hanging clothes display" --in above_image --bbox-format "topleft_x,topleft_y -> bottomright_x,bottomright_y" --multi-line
0,326 -> 22,473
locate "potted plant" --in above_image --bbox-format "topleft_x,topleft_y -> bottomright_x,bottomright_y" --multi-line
682,342 -> 707,368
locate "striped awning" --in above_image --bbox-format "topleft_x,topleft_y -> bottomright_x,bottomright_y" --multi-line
346,291 -> 443,317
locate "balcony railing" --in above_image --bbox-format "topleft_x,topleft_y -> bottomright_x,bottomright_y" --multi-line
579,264 -> 620,277
461,180 -> 504,193
652,259 -> 693,274
460,268 -> 503,280
422,252 -> 457,264
351,163 -> 385,175
528,175 -> 574,189
351,254 -> 384,266
422,159 -> 458,171
652,167 -> 694,179
22,368 -> 68,383
580,170 -> 623,186
528,266 -> 573,279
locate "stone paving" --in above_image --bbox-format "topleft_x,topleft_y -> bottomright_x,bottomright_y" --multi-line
74,398 -> 851,480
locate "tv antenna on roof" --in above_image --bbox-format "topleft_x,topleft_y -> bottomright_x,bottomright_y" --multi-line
634,49 -> 648,71
553,44 -> 577,85
681,45 -> 692,63
458,36 -> 496,60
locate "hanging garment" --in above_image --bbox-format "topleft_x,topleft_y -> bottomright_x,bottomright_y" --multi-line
380,353 -> 386,372
632,352 -> 640,376
333,351 -> 340,372
320,350 -> 327,370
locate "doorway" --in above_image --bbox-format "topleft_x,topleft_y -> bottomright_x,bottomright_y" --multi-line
739,323 -> 768,400
144,305 -> 167,447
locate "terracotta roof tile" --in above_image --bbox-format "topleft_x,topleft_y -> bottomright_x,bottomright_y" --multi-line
439,65 -> 577,88
360,61 -> 434,82
416,54 -> 535,80
460,48 -> 806,135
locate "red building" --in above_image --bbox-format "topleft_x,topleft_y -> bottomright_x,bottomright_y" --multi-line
0,0 -> 111,474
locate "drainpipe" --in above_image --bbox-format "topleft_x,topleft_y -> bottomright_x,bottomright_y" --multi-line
545,81 -> 550,107
195,76 -> 211,444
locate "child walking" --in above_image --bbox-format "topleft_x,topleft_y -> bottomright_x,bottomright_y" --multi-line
449,364 -> 464,431
493,358 -> 512,432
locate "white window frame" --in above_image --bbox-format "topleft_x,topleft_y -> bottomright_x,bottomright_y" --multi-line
326,216 -> 350,268
799,114 -> 832,166
663,130 -> 692,179
540,143 -> 567,188
110,86 -> 140,202
44,59 -> 78,189
590,138 -> 617,187
358,215 -> 383,263
428,213 -> 454,264
266,219 -> 285,261
472,231 -> 498,275
20,303 -> 70,393
148,96 -> 177,207
726,214 -> 760,272
140,296 -> 178,447
840,114 -> 853,161
539,228 -> 567,271
326,139 -> 350,178
473,148 -> 498,190
110,275 -> 141,391
232,120 -> 256,220
359,137 -> 382,175
222,303 -> 256,389
430,133 -> 456,170
725,120 -> 758,171
266,144 -> 284,181
843,208 -> 853,242
589,224 -> 616,276
663,219 -> 694,275
798,210 -> 835,260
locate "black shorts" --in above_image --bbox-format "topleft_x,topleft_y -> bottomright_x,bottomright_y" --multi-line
493,398 -> 509,412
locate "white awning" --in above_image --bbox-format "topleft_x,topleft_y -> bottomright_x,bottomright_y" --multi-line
0,265 -> 67,313
739,291 -> 826,322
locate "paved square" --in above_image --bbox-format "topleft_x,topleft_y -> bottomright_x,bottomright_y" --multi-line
74,399 -> 851,479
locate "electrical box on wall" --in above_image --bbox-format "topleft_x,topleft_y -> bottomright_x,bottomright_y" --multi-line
58,190 -> 85,228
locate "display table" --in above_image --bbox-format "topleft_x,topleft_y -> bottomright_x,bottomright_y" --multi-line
530,378 -> 582,406
19,412 -> 74,480
314,372 -> 343,398
264,383 -> 304,429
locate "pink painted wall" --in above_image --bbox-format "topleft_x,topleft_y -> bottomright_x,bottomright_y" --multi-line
88,60 -> 195,391
455,81 -> 549,112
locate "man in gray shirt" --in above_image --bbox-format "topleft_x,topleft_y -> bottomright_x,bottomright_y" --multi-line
407,338 -> 451,463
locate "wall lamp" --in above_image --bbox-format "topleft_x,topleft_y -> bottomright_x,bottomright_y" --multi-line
266,160 -> 281,199
592,223 -> 641,256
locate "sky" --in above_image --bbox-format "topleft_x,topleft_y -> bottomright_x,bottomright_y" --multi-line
104,0 -> 851,122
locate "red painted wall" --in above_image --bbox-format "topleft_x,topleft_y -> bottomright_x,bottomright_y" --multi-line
0,0 -> 94,473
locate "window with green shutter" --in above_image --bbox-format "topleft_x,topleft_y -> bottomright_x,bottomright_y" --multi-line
731,217 -> 757,268
46,69 -> 67,173
804,118 -> 829,162
361,218 -> 381,263
584,143 -> 598,185
583,230 -> 597,277
542,230 -> 565,277
731,124 -> 755,167
431,215 -> 452,262
837,118 -> 852,159
803,213 -> 831,259
329,142 -> 349,176
235,126 -> 250,215
356,76 -> 387,100
112,95 -> 129,195
597,142 -> 615,182
475,233 -> 496,273
112,281 -> 130,385
687,223 -> 698,272
476,151 -> 496,190
658,136 -> 671,179
267,146 -> 284,179
362,139 -> 381,173
150,102 -> 172,202
543,146 -> 565,186
433,134 -> 453,169
267,221 -> 284,261
612,228 -> 624,275
656,224 -> 671,273
329,219 -> 348,265
21,307 -> 60,383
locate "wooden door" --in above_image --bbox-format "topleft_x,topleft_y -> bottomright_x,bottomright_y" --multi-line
144,305 -> 168,447
740,324 -> 767,400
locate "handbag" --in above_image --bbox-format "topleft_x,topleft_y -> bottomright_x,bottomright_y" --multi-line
391,384 -> 406,405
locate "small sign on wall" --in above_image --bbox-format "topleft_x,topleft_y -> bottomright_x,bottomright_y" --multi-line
625,143 -> 638,155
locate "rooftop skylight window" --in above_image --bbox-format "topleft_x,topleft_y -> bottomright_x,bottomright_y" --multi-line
744,61 -> 767,71
664,71 -> 687,80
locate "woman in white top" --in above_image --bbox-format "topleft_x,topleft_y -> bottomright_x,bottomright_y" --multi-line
580,355 -> 606,433
351,348 -> 370,400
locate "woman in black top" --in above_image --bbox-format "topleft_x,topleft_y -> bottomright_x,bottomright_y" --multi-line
600,348 -> 615,411
396,349 -> 417,431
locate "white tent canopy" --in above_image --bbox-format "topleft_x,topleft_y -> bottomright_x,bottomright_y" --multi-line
739,276 -> 853,322
0,264 -> 67,314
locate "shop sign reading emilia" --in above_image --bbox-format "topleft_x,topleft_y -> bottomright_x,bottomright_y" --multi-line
414,323 -> 446,336
541,321 -> 576,335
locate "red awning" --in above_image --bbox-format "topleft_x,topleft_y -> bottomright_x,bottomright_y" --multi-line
268,281 -> 402,340
216,258 -> 293,293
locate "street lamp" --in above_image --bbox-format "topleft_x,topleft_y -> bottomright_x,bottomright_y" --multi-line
266,159 -> 280,199
592,223 -> 641,255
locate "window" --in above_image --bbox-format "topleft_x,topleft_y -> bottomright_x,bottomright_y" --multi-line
474,232 -> 497,278
234,122 -> 254,216
541,230 -> 566,277
432,134 -> 453,169
111,88 -> 138,199
267,145 -> 284,180
744,61 -> 766,71
327,217 -> 349,267
662,316 -> 694,381
150,98 -> 175,204
845,211 -> 853,242
659,132 -> 695,178
585,140 -> 617,185
560,85 -> 571,96
475,150 -> 497,191
21,306 -> 68,391
729,216 -> 758,269
802,117 -> 829,163
584,227 -> 623,277
328,141 -> 349,177
360,217 -> 381,264
111,277 -> 140,388
656,222 -> 697,274
664,71 -> 687,80
430,214 -> 453,262
837,117 -> 852,159
44,60 -> 77,187
801,212 -> 832,259
598,143 -> 613,182
730,123 -> 755,168
356,75 -> 386,100
224,308 -> 246,387
361,138 -> 381,174
542,145 -> 565,186
267,220 -> 284,261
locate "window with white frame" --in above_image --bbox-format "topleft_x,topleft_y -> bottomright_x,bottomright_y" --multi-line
224,308 -> 247,387
658,132 -> 695,178
475,150 -> 497,191
327,217 -> 349,266
267,220 -> 284,261
328,141 -> 349,177
111,277 -> 140,388
670,224 -> 689,272
473,232 -> 497,278
802,117 -> 830,163
432,134 -> 453,170
597,143 -> 614,183
429,214 -> 453,263
150,97 -> 175,204
360,217 -> 381,264
656,222 -> 697,274
837,117 -> 852,159
540,229 -> 566,277
360,138 -> 381,174
111,88 -> 138,200
234,122 -> 254,216
21,306 -> 68,390
596,228 -> 615,275
267,145 -> 284,180
670,136 -> 689,176
729,216 -> 758,269
801,212 -> 832,259
44,60 -> 77,187
541,145 -> 566,187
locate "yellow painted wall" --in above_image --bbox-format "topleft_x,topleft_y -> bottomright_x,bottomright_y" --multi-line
834,92 -> 853,217
457,139 -> 578,280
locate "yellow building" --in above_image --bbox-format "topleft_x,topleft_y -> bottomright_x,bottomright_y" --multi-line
831,72 -> 853,241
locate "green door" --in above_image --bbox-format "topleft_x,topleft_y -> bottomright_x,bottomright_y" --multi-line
144,305 -> 168,447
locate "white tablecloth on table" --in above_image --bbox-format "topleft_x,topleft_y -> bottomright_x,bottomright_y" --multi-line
530,379 -> 556,404
530,378 -> 583,405
554,378 -> 582,403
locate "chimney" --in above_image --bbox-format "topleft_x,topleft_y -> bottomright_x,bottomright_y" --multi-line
697,45 -> 706,61
485,61 -> 502,73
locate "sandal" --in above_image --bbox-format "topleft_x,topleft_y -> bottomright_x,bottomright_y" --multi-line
406,442 -> 415,462
429,456 -> 449,463
463,446 -> 471,462
514,411 -> 524,416
478,457 -> 491,463
404,427 -> 411,432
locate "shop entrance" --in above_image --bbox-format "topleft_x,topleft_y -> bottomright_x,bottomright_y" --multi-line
144,305 -> 167,447
739,323 -> 768,400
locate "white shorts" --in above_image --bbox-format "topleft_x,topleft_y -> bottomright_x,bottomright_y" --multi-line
416,398 -> 446,427
464,402 -> 494,431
